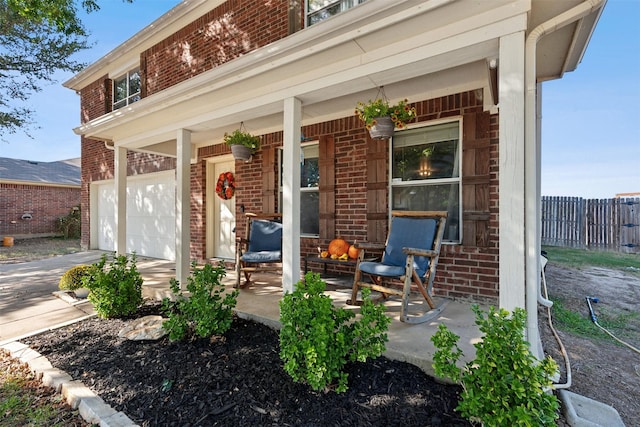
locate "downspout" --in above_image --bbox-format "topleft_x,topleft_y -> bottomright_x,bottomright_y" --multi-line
524,0 -> 605,359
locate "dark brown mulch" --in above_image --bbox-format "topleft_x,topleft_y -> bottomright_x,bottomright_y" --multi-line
23,303 -> 470,427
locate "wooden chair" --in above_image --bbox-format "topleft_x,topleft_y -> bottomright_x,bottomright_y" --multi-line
235,213 -> 283,288
347,211 -> 448,323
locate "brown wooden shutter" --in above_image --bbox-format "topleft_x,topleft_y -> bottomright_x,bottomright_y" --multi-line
462,111 -> 491,247
319,135 -> 335,240
366,138 -> 388,243
262,146 -> 276,213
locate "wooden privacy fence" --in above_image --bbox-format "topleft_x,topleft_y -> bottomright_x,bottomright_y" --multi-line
541,196 -> 640,253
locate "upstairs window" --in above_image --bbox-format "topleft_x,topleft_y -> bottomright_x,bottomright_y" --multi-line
279,143 -> 320,236
306,0 -> 368,26
391,121 -> 462,243
112,68 -> 141,110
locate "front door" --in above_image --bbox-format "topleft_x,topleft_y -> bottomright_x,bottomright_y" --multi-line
206,158 -> 236,260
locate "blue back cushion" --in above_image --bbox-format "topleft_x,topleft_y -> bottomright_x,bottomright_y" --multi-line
383,217 -> 437,276
248,220 -> 282,252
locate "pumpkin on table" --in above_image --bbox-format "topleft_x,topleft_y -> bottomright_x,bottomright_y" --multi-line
348,243 -> 360,259
328,238 -> 350,257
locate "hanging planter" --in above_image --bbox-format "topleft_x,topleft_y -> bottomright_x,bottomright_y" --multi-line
230,144 -> 253,161
355,90 -> 417,140
224,124 -> 261,162
368,116 -> 395,140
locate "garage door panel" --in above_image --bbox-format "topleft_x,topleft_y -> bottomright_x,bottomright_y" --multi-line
94,172 -> 175,260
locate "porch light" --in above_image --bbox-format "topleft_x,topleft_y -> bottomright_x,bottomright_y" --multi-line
419,156 -> 433,177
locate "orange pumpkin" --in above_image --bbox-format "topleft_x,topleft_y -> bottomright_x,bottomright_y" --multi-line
328,238 -> 350,256
348,244 -> 360,259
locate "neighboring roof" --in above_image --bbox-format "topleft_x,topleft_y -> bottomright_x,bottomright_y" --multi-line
0,157 -> 81,186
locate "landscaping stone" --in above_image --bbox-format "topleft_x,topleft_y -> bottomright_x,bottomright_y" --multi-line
117,315 -> 167,341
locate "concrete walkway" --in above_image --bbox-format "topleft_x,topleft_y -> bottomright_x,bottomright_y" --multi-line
0,251 -> 481,376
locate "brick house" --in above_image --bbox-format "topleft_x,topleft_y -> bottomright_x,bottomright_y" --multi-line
0,157 -> 81,238
64,0 -> 604,354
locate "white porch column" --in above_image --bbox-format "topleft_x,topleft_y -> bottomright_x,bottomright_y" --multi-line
282,97 -> 302,293
176,129 -> 192,288
498,31 -> 526,311
114,146 -> 127,256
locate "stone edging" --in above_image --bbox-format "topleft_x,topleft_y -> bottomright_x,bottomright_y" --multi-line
1,341 -> 139,427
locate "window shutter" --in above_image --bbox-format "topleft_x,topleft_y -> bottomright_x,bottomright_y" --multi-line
462,111 -> 491,247
262,146 -> 276,213
367,139 -> 388,243
319,135 -> 335,239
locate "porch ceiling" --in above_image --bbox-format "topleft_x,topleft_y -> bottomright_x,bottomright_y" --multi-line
71,0 -> 602,157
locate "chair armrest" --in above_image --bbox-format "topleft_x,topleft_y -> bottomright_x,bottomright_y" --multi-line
403,247 -> 438,257
355,242 -> 386,251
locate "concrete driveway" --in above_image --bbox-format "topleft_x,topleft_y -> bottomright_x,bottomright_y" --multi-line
0,252 -> 105,344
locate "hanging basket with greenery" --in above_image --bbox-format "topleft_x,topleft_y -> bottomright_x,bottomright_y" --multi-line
224,127 -> 261,161
355,97 -> 417,139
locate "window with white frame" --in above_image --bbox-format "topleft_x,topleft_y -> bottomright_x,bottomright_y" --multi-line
279,143 -> 320,236
112,68 -> 141,110
306,0 -> 368,26
391,121 -> 462,243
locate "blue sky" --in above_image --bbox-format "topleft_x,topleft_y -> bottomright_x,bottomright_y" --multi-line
1,0 -> 638,199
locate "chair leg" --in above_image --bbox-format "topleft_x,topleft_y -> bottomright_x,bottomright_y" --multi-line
347,266 -> 363,305
399,256 -> 448,324
242,269 -> 251,288
235,259 -> 241,289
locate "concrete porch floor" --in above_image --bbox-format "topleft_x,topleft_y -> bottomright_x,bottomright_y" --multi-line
139,258 -> 483,377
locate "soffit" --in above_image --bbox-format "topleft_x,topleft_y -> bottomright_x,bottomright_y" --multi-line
530,0 -> 605,81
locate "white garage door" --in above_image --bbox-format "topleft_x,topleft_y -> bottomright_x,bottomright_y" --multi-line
94,171 -> 176,260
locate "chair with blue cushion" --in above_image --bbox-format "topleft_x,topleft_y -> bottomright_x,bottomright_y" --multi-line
347,211 -> 448,323
235,213 -> 283,288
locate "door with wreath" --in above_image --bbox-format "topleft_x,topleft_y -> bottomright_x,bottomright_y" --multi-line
207,158 -> 236,260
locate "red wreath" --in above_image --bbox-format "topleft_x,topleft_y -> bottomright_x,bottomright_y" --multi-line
216,171 -> 235,200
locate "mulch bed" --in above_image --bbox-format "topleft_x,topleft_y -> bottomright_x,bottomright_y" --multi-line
22,303 -> 470,427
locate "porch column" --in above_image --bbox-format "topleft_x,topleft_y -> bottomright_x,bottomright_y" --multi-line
176,129 -> 192,288
114,146 -> 127,256
282,96 -> 302,293
498,31 -> 526,311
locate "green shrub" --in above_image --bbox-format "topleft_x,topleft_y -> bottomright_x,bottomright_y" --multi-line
84,253 -> 143,318
279,272 -> 391,393
58,265 -> 92,291
431,305 -> 560,426
161,262 -> 239,341
57,206 -> 80,239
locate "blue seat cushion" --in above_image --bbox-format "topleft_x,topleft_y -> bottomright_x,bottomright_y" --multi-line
359,261 -> 405,278
242,250 -> 281,264
360,216 -> 437,279
248,220 -> 282,253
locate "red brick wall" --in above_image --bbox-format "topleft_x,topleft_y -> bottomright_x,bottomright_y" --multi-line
80,75 -> 110,123
143,0 -> 292,96
215,90 -> 499,303
0,183 -> 80,237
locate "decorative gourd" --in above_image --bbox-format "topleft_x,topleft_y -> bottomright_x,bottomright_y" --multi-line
348,243 -> 360,259
328,238 -> 350,256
